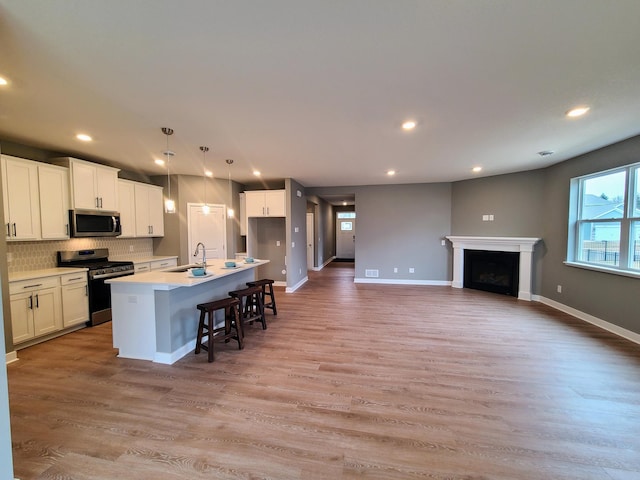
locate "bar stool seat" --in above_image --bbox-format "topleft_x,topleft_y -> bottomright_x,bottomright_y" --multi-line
246,278 -> 278,316
229,285 -> 266,330
195,297 -> 243,362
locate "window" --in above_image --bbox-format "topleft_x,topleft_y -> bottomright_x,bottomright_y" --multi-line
568,163 -> 640,274
337,212 -> 356,219
340,221 -> 353,231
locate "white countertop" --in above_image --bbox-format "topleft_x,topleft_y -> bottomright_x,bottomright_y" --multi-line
110,255 -> 178,264
9,267 -> 88,283
106,258 -> 268,290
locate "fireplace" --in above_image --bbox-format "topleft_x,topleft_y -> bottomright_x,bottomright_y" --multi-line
464,250 -> 519,296
446,236 -> 541,301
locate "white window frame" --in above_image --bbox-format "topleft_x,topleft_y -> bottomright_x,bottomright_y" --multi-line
566,162 -> 640,278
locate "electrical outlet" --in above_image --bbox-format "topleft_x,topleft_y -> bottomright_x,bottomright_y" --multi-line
441,239 -> 446,246
489,214 -> 494,221
276,240 -> 281,246
557,285 -> 562,293
393,267 -> 398,273
409,267 -> 415,273
292,242 -> 295,248
482,215 -> 489,221
295,227 -> 299,232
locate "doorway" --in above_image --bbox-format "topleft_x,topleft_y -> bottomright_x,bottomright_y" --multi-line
306,213 -> 314,269
187,203 -> 226,262
335,211 -> 355,260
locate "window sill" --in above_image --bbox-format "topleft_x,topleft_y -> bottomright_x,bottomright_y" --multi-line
564,261 -> 640,280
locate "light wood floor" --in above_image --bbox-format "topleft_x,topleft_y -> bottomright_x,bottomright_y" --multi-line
8,262 -> 640,479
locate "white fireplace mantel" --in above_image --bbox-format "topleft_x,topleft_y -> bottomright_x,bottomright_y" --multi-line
446,236 -> 541,301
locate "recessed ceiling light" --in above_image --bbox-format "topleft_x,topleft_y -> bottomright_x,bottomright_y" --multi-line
387,170 -> 396,176
342,201 -> 347,206
205,170 -> 213,177
0,77 -> 8,86
566,106 -> 590,118
154,159 -> 165,166
76,133 -> 92,142
401,120 -> 416,131
253,170 -> 261,176
472,166 -> 482,173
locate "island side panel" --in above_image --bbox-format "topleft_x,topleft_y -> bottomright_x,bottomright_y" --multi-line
111,283 -> 158,361
154,268 -> 256,364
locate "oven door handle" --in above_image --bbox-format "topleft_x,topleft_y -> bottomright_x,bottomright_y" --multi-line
91,271 -> 134,280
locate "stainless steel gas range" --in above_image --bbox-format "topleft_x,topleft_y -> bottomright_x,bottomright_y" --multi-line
57,249 -> 134,326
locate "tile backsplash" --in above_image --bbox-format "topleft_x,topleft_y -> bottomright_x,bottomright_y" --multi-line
6,238 -> 154,273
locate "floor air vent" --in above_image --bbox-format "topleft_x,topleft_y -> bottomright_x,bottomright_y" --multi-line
365,269 -> 379,278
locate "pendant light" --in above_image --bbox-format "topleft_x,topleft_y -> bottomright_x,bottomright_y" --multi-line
226,159 -> 234,218
162,127 -> 176,214
200,146 -> 210,215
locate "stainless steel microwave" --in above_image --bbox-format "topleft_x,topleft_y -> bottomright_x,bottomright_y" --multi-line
69,209 -> 122,237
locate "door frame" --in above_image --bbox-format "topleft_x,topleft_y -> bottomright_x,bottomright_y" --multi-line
187,203 -> 227,263
306,212 -> 314,270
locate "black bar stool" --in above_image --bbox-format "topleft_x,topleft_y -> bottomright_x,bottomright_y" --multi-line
246,278 -> 277,316
228,285 -> 266,330
195,297 -> 243,362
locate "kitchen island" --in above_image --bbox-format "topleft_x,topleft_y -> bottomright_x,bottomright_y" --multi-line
107,259 -> 268,364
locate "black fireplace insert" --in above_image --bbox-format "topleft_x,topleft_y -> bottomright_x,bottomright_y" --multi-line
464,249 -> 519,297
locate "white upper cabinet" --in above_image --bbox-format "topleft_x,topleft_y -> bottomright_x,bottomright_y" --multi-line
54,157 -> 119,211
117,180 -> 136,238
38,164 -> 70,239
245,189 -> 286,218
1,155 -> 41,241
134,182 -> 164,237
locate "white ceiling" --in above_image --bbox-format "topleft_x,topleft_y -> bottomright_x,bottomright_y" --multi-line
1,0 -> 640,188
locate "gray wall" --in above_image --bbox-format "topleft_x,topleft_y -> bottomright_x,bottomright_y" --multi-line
152,174 -> 243,265
285,179 -> 308,288
254,217 -> 286,282
451,169 -> 547,293
540,136 -> 639,334
309,183 -> 452,282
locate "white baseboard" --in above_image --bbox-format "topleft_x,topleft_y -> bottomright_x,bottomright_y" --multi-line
533,295 -> 640,346
5,351 -> 18,364
286,276 -> 308,293
274,281 -> 286,288
313,256 -> 336,271
354,278 -> 451,286
154,339 -> 197,365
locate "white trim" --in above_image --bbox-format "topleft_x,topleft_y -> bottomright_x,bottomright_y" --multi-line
314,256 -> 336,271
446,236 -> 541,301
274,281 -> 286,288
286,276 -> 308,293
5,351 -> 18,365
564,261 -> 640,280
153,339 -> 198,365
533,295 -> 640,346
354,278 -> 451,286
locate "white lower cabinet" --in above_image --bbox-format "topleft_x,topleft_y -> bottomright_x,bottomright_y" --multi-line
9,277 -> 62,344
61,273 -> 89,327
150,258 -> 177,270
134,263 -> 151,273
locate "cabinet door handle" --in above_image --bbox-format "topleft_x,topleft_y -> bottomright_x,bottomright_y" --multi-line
28,295 -> 33,310
35,294 -> 39,308
262,207 -> 265,216
68,276 -> 83,281
85,285 -> 88,296
23,283 -> 43,289
6,223 -> 9,236
96,197 -> 100,208
99,197 -> 103,208
12,223 -> 16,237
266,207 -> 270,216
66,224 -> 69,236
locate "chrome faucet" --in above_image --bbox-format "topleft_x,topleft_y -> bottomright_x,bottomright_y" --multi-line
194,242 -> 206,270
